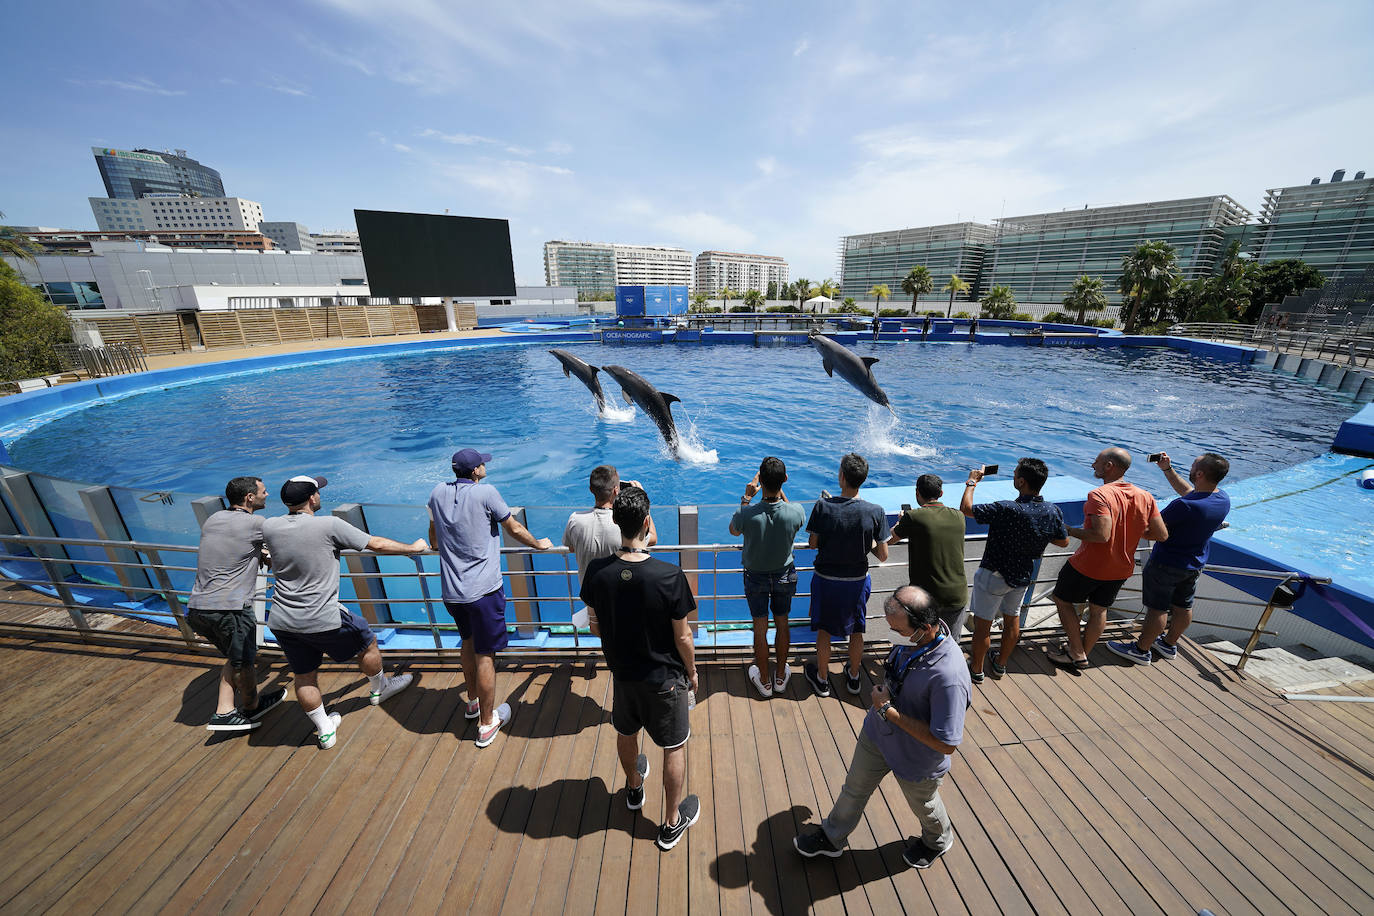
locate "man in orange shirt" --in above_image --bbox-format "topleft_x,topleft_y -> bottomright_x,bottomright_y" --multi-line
1048,447 -> 1168,669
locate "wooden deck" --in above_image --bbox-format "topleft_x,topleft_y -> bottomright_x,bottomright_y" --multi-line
1,623 -> 1372,914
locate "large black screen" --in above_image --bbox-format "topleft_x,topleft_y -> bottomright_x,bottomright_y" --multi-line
354,209 -> 516,298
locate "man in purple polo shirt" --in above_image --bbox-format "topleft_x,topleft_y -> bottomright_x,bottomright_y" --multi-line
793,585 -> 971,869
428,447 -> 554,747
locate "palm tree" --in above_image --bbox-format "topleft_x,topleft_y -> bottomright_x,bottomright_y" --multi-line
689,292 -> 708,312
743,288 -> 764,311
979,285 -> 1017,319
719,285 -> 736,311
869,283 -> 891,313
1062,275 -> 1108,324
901,266 -> 934,315
793,277 -> 812,311
1119,240 -> 1180,333
816,278 -> 839,313
0,212 -> 38,263
942,273 -> 970,318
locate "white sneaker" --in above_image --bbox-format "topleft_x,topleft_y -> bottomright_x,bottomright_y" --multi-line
317,712 -> 342,750
748,664 -> 773,698
370,672 -> 414,705
464,697 -> 480,719
774,665 -> 792,694
476,702 -> 512,748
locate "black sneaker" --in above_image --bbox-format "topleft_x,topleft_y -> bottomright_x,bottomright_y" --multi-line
902,838 -> 950,869
793,827 -> 843,858
803,662 -> 832,698
247,687 -> 286,721
206,710 -> 258,732
656,794 -> 700,851
845,668 -> 862,695
626,753 -> 650,810
987,650 -> 1007,679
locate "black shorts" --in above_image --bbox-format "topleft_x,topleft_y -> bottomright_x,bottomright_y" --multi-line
188,605 -> 257,669
274,610 -> 377,675
612,674 -> 691,749
1053,562 -> 1127,609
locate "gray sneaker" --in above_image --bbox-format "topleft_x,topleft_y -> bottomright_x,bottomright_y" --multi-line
656,795 -> 701,850
206,710 -> 258,732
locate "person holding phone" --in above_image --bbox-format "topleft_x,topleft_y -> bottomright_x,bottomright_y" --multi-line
960,458 -> 1069,682
1107,452 -> 1230,665
890,474 -> 968,642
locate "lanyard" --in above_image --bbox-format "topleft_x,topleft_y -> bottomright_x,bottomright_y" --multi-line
886,633 -> 943,690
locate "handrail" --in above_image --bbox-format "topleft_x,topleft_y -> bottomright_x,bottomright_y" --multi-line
0,530 -> 1336,669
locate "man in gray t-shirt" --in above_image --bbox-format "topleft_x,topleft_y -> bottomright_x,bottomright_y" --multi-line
188,476 -> 286,733
264,474 -> 428,750
428,448 -> 553,748
563,465 -> 657,581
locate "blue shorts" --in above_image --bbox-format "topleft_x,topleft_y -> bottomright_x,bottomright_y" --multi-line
274,609 -> 376,674
744,565 -> 798,619
809,573 -> 871,638
1141,561 -> 1200,611
445,588 -> 510,654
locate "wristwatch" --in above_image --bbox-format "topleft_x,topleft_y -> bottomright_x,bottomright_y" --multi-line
878,700 -> 894,719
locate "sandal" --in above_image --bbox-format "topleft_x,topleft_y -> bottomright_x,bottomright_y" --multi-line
1047,643 -> 1090,670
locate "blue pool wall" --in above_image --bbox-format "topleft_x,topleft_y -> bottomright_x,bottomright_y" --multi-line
2,322 -> 1370,650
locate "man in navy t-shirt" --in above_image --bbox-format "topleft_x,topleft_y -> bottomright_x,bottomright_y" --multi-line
1107,451 -> 1231,666
804,453 -> 891,698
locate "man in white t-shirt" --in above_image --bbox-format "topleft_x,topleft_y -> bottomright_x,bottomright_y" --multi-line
562,465 -> 657,583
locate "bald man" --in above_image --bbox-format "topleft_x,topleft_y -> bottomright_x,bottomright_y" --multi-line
1049,447 -> 1168,669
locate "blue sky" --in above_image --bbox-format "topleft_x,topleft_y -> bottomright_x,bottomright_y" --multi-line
3,0 -> 1372,285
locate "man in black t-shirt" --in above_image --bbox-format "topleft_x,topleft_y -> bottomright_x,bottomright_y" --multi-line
582,485 -> 702,852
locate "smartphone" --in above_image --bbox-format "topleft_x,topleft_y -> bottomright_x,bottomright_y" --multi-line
981,464 -> 998,476
901,503 -> 912,511
1147,453 -> 1162,463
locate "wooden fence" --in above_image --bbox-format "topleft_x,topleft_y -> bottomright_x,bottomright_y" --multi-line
72,303 -> 478,356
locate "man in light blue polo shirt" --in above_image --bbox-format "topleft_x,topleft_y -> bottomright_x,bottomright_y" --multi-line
793,585 -> 971,869
428,447 -> 553,747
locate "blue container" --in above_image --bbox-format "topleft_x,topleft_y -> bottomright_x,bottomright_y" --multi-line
615,285 -> 646,316
668,285 -> 688,314
644,285 -> 670,316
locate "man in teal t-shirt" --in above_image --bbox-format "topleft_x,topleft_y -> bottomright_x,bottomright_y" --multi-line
731,457 -> 807,698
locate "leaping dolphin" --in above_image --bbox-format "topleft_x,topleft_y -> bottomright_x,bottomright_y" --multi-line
602,365 -> 681,456
549,349 -> 607,412
810,332 -> 894,412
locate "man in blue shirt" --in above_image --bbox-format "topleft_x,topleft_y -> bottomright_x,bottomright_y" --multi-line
960,458 -> 1069,683
793,585 -> 971,869
1107,451 -> 1230,665
428,448 -> 553,747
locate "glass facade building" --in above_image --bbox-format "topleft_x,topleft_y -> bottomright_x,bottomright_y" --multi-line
92,147 -> 225,199
839,222 -> 995,303
983,196 -> 1252,305
1253,174 -> 1373,282
544,241 -> 617,297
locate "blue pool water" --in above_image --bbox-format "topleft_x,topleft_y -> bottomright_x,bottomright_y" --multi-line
4,340 -> 1359,511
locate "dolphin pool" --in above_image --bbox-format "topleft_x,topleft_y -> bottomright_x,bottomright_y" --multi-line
2,339 -> 1359,511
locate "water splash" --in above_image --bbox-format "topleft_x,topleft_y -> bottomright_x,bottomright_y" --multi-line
860,405 -> 937,459
599,402 -> 636,424
675,419 -> 719,465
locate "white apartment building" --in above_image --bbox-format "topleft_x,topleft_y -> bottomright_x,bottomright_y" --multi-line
89,195 -> 264,233
311,230 -> 361,254
694,250 -> 789,296
544,240 -> 692,296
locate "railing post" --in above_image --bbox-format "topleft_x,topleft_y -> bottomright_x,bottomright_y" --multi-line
678,505 -> 700,635
331,503 -> 390,624
191,496 -> 225,528
412,554 -> 444,648
0,470 -> 76,582
1236,576 -> 1299,673
143,545 -> 200,648
78,485 -> 154,600
502,506 -> 538,636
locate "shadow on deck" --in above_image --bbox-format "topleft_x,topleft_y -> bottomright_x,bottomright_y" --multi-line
0,618 -> 1372,915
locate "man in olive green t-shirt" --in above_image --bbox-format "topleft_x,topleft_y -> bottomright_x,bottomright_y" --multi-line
890,474 -> 968,638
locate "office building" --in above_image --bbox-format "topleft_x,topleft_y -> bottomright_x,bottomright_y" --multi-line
544,240 -> 692,297
982,196 -> 1252,305
693,250 -> 789,296
1253,170 -> 1373,282
260,221 -> 316,252
310,230 -> 361,254
22,229 -> 276,254
839,222 -> 995,302
89,196 -> 264,233
92,147 -> 226,200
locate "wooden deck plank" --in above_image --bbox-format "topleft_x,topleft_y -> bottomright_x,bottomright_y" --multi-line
0,631 -> 1372,915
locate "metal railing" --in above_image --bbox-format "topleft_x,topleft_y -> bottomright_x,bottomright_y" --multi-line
0,530 -> 1332,671
1169,322 -> 1374,369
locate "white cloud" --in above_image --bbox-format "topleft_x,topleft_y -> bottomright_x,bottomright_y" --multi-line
262,78 -> 311,97
793,38 -> 810,57
68,77 -> 185,97
756,156 -> 777,176
392,143 -> 412,153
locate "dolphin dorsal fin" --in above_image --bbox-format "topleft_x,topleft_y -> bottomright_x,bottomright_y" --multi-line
661,393 -> 681,406
588,364 -> 600,374
862,357 -> 879,368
